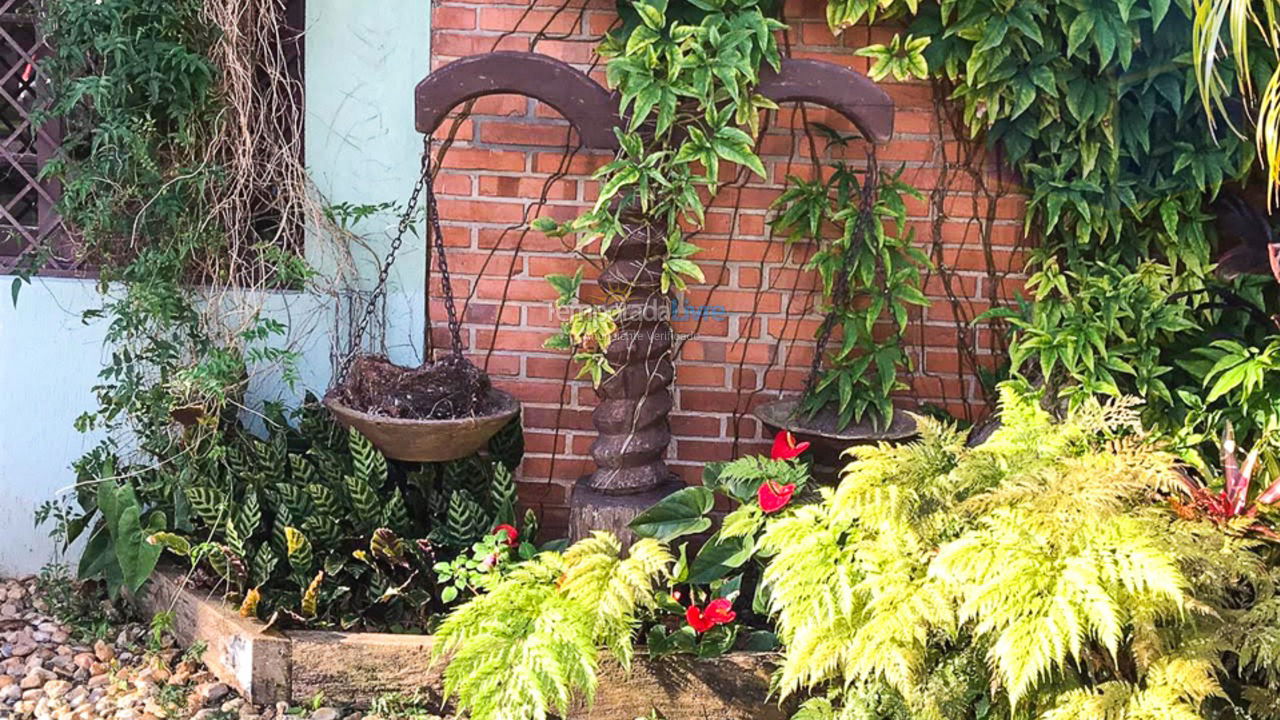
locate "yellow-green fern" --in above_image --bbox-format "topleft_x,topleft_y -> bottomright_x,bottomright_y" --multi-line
762,386 -> 1222,719
435,532 -> 671,720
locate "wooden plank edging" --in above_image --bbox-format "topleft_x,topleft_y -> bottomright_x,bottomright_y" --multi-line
138,570 -> 787,718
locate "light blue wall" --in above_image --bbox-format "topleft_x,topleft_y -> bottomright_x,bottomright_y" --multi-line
305,0 -> 433,369
0,278 -> 107,575
0,0 -> 432,575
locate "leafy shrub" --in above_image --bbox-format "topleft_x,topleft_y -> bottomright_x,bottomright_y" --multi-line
45,396 -> 526,628
435,532 -> 672,720
762,384 -> 1280,720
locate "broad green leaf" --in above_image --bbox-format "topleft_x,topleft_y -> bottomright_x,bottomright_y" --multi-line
628,486 -> 714,541
687,532 -> 755,584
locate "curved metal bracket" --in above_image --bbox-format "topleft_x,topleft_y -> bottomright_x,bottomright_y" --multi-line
415,52 -> 895,150
415,52 -> 622,148
757,59 -> 894,143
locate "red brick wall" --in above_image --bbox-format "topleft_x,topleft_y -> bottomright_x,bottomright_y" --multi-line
428,0 -> 1024,534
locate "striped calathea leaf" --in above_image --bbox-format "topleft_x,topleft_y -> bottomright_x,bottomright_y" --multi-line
150,399 -> 525,627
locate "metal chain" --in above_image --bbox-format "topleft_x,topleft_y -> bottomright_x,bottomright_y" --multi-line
424,145 -> 466,360
337,134 -> 434,383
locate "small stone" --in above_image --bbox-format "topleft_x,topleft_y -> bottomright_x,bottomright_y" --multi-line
20,668 -> 51,689
9,642 -> 35,658
65,686 -> 88,707
193,681 -> 230,706
310,708 -> 342,720
44,679 -> 73,699
93,640 -> 114,663
0,683 -> 20,702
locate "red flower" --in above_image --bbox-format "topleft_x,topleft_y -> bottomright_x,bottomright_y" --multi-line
686,598 -> 736,634
770,431 -> 810,461
492,524 -> 519,547
758,479 -> 796,513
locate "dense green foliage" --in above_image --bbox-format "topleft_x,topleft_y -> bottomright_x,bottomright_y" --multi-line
841,0 -> 1280,454
38,0 -> 308,454
762,385 -> 1280,719
49,399 -> 526,625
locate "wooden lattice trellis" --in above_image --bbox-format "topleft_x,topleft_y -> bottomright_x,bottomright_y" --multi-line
0,0 -> 307,278
0,0 -> 71,276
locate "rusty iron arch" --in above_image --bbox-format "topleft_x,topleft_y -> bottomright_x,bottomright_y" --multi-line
415,51 -> 896,148
412,49 -> 898,512
415,51 -> 623,148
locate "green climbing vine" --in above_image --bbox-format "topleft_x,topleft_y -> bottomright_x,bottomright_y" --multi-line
538,0 -> 782,381
845,0 -> 1279,461
539,0 -> 937,433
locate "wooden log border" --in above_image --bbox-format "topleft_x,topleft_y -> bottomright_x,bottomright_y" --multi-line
139,570 -> 788,718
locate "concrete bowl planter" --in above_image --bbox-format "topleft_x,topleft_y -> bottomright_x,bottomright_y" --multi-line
138,570 -> 787,719
753,398 -> 919,481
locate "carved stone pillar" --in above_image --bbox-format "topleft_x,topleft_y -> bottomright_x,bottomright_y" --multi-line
570,213 -> 679,541
589,213 -> 674,493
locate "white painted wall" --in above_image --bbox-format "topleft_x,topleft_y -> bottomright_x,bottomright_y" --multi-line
0,0 -> 432,575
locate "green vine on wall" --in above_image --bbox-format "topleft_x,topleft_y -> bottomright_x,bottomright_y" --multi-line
848,0 -> 1280,460
538,0 -> 937,431
538,0 -> 782,381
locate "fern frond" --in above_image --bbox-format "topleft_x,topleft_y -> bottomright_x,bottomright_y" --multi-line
436,532 -> 670,720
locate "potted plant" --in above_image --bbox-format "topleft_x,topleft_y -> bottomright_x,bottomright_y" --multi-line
755,131 -> 929,477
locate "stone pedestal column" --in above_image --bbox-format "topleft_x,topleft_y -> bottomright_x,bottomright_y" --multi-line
589,214 -> 674,492
570,214 -> 680,540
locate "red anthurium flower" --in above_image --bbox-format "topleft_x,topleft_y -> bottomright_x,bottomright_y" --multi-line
492,524 -> 519,547
770,430 -> 810,461
686,598 -> 736,634
758,479 -> 796,513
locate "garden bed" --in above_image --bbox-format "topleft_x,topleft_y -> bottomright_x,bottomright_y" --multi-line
138,570 -> 785,718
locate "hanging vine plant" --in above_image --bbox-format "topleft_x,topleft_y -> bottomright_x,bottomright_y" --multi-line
771,139 -> 929,432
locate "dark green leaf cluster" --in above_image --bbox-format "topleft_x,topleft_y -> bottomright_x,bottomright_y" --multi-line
897,0 -> 1279,455
773,158 -> 930,430
50,398 -> 527,629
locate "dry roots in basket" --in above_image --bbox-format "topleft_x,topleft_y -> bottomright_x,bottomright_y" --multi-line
330,354 -> 493,420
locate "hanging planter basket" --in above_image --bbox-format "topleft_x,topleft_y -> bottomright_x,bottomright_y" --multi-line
325,137 -> 521,462
325,388 -> 519,462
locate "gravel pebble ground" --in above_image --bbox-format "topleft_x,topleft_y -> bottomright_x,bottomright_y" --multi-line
0,576 -> 442,720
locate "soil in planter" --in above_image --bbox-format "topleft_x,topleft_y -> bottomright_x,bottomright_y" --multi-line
331,354 -> 496,419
